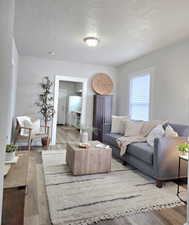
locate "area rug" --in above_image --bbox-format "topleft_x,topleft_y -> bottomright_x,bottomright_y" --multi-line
42,150 -> 184,225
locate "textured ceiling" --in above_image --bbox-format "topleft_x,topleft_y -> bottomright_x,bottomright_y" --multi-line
15,0 -> 189,66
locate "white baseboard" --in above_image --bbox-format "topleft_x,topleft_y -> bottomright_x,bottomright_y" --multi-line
183,223 -> 189,225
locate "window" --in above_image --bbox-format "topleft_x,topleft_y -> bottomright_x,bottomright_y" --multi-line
129,73 -> 151,121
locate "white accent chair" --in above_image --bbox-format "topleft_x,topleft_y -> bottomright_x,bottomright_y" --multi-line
14,116 -> 50,150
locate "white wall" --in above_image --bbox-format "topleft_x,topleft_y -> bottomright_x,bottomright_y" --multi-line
117,39 -> 189,124
16,56 -> 117,134
9,39 -> 19,141
0,0 -> 18,222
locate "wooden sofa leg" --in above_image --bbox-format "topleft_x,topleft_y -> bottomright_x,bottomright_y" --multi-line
156,180 -> 163,188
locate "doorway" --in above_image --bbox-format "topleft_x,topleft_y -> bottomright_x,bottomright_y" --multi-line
56,81 -> 82,144
52,76 -> 87,145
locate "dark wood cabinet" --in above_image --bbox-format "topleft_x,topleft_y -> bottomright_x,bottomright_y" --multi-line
92,95 -> 113,142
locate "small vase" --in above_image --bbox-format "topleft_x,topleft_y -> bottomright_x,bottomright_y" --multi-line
81,131 -> 88,144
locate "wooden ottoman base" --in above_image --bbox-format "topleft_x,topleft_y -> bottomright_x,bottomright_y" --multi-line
66,141 -> 112,175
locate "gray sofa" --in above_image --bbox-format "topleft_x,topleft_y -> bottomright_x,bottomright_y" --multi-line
103,123 -> 189,187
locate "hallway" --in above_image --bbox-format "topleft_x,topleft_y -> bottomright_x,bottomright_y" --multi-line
56,125 -> 80,146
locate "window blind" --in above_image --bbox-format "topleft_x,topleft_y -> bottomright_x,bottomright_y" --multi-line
129,74 -> 150,121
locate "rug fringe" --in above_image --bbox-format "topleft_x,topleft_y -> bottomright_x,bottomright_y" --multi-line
66,200 -> 184,225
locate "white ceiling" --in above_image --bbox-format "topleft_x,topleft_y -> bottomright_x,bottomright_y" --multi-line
15,0 -> 189,66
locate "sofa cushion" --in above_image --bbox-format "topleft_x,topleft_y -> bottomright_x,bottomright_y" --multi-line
124,120 -> 144,136
127,142 -> 154,165
169,123 -> 189,137
103,133 -> 122,148
141,120 -> 167,136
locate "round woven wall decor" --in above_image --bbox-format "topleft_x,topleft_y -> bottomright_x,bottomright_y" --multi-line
91,73 -> 113,95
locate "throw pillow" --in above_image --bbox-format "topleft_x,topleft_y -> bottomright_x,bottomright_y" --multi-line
23,119 -> 32,128
165,125 -> 178,137
31,119 -> 41,134
147,125 -> 165,146
141,120 -> 168,137
111,115 -> 129,134
124,120 -> 144,137
17,116 -> 31,127
22,117 -> 33,136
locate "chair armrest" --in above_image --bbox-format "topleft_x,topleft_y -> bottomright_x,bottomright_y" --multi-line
20,126 -> 32,131
153,136 -> 187,180
40,125 -> 50,128
18,126 -> 32,138
14,126 -> 32,143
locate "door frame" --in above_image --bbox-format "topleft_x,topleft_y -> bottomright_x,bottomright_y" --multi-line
57,88 -> 67,125
52,75 -> 88,145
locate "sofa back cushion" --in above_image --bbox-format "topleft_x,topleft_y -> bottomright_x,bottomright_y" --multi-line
141,120 -> 168,137
169,123 -> 189,137
124,120 -> 144,136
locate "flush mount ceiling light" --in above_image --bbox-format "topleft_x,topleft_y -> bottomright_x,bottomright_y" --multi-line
48,51 -> 55,56
83,37 -> 99,47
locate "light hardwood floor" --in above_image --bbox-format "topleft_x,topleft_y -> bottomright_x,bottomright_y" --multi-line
23,126 -> 187,225
56,125 -> 80,145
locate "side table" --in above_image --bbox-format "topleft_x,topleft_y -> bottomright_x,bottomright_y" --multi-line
177,154 -> 188,204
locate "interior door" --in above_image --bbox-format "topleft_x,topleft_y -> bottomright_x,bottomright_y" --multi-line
57,89 -> 67,125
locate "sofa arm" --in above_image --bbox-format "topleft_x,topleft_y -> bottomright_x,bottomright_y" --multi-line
153,136 -> 187,180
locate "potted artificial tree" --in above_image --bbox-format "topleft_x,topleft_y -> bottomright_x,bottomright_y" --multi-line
36,76 -> 55,147
5,144 -> 17,161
